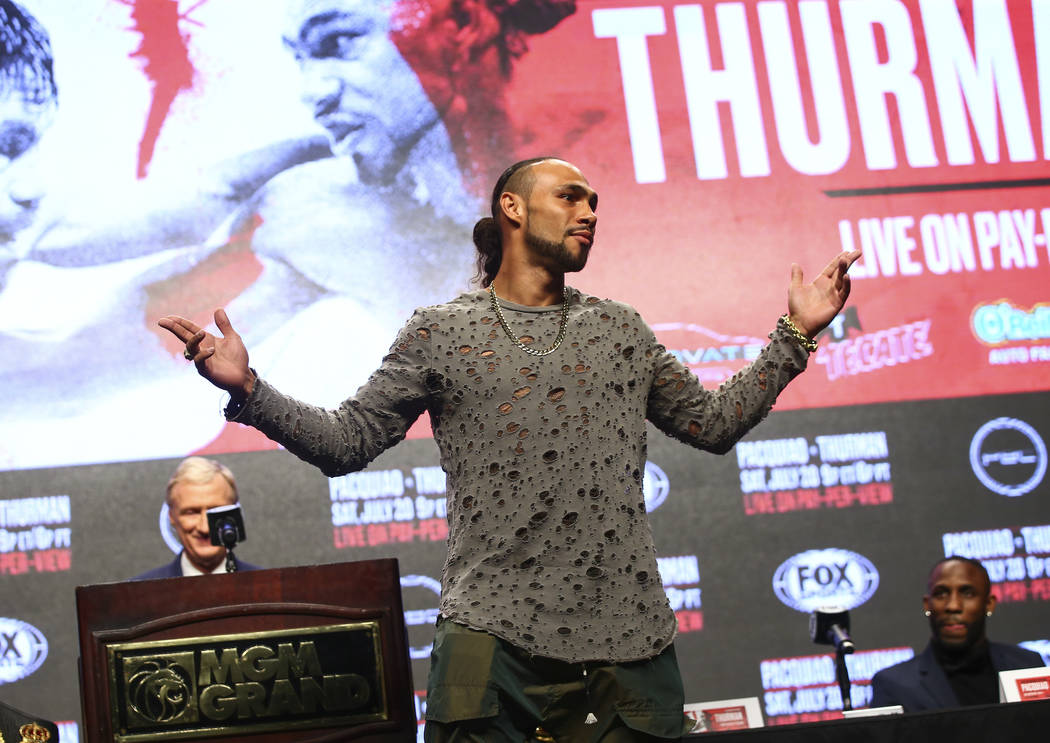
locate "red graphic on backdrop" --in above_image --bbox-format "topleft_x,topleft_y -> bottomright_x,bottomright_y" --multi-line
121,0 -> 206,178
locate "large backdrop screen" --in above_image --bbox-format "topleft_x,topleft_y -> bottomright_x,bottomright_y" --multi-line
2,1 -> 1048,738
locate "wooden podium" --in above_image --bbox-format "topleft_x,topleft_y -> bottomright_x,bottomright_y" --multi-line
76,559 -> 416,743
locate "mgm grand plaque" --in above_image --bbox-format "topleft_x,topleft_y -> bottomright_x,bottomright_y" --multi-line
105,623 -> 386,741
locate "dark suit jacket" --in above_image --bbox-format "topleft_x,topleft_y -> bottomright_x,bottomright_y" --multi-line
870,641 -> 1046,712
132,552 -> 261,580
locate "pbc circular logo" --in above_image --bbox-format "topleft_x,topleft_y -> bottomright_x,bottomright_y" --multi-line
159,504 -> 183,555
772,549 -> 880,613
643,461 -> 670,512
400,574 -> 441,660
969,418 -> 1047,497
0,617 -> 49,684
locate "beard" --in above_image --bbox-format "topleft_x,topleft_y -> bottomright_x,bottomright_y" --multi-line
524,226 -> 589,274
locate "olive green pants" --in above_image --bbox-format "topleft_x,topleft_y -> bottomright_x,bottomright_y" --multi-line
424,619 -> 690,743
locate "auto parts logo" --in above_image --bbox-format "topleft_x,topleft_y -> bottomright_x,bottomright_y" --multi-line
772,549 -> 879,613
0,617 -> 48,684
970,418 -> 1047,497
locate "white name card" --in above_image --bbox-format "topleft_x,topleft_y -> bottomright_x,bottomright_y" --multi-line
998,667 -> 1050,703
684,697 -> 764,732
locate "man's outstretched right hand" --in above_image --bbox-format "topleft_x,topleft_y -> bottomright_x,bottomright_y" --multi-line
158,308 -> 255,402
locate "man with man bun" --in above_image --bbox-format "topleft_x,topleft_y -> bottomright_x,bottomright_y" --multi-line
160,157 -> 859,741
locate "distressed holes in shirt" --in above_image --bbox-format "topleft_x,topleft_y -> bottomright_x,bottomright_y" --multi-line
513,386 -> 531,399
547,387 -> 565,402
498,402 -> 514,415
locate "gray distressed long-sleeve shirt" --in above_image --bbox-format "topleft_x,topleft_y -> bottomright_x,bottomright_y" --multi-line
234,288 -> 809,662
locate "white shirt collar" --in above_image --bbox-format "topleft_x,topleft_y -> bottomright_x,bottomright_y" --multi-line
180,550 -> 228,576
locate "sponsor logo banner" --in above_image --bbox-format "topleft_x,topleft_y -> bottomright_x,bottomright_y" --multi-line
0,616 -> 49,684
737,431 -> 893,515
400,574 -> 441,660
942,524 -> 1050,603
0,495 -> 73,575
969,417 -> 1047,497
658,554 -> 703,633
772,548 -> 880,613
107,624 -> 385,741
759,647 -> 913,725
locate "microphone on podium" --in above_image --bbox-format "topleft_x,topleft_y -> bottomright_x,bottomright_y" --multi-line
810,607 -> 856,711
207,504 -> 246,572
810,607 -> 855,654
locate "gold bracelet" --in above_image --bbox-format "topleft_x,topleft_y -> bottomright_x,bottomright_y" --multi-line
780,315 -> 818,352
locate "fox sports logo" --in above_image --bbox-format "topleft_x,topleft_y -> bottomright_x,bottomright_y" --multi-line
772,549 -> 880,613
0,617 -> 48,684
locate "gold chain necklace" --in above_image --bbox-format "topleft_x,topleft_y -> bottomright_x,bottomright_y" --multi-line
488,285 -> 570,357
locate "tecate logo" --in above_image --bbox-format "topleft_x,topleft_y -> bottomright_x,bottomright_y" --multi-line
0,617 -> 48,684
772,549 -> 880,613
643,461 -> 670,512
970,418 -> 1047,497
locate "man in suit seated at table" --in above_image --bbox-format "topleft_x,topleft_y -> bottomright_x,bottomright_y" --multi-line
134,456 -> 259,579
871,556 -> 1044,712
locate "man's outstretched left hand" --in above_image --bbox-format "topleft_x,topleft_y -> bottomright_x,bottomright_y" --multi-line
787,249 -> 862,338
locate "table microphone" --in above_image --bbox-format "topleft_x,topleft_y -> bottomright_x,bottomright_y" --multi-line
810,607 -> 854,653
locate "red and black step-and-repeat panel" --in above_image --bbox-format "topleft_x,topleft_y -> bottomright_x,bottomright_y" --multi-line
2,1 -> 1047,738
